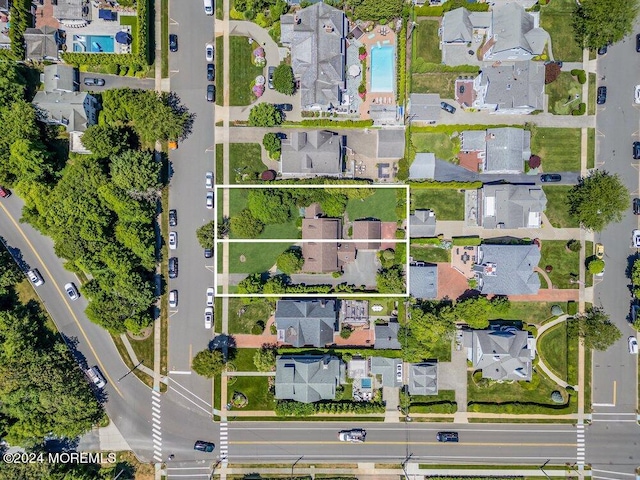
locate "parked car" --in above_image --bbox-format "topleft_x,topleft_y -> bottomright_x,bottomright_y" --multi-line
338,429 -> 366,443
396,363 -> 402,382
169,231 -> 177,250
632,229 -> 640,248
169,209 -> 177,227
206,191 -> 214,209
27,269 -> 44,287
597,45 -> 608,55
206,84 -> 215,102
169,34 -> 178,52
0,186 -> 10,198
436,432 -> 459,442
631,302 -> 639,324
204,307 -> 213,329
205,171 -> 213,189
169,257 -> 178,278
597,86 -> 607,105
205,43 -> 214,61
206,287 -> 214,307
440,101 -> 456,114
628,336 -> 638,354
268,66 -> 275,89
204,248 -> 213,258
274,103 -> 293,112
595,243 -> 604,260
64,282 -> 79,300
634,141 -> 640,160
169,290 -> 178,308
86,366 -> 106,389
636,34 -> 640,53
540,173 -> 561,182
635,85 -> 640,104
84,78 -> 105,87
634,198 -> 640,215
194,440 -> 215,452
207,63 -> 215,81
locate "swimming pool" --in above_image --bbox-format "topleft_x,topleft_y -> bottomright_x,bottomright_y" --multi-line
361,378 -> 372,389
73,34 -> 115,53
370,44 -> 395,93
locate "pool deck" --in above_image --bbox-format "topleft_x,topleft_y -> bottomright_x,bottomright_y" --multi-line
358,26 -> 397,119
63,4 -> 136,54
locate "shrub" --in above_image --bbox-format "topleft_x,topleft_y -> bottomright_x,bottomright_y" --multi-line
566,239 -> 581,252
340,326 -> 353,339
571,69 -> 587,84
273,63 -> 295,95
529,155 -> 541,169
296,119 -> 374,128
408,180 -> 483,189
397,20 -> 407,104
551,391 -> 565,403
567,301 -> 578,316
587,258 -> 605,274
571,103 -> 586,115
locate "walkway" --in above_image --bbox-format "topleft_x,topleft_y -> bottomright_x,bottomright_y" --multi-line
435,220 -> 583,241
535,266 -> 554,289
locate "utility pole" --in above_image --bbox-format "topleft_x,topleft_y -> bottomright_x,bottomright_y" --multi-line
291,455 -> 303,480
118,360 -> 144,383
401,452 -> 413,480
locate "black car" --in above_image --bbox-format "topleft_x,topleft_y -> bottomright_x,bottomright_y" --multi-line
169,34 -> 178,52
207,63 -> 215,81
168,257 -> 178,279
204,248 -> 213,258
540,173 -> 562,182
274,103 -> 293,112
440,101 -> 456,114
633,198 -> 640,215
84,78 -> 105,87
206,84 -> 215,102
168,209 -> 177,227
636,34 -> 640,53
436,432 -> 459,443
194,440 -> 215,452
596,86 -> 607,105
597,45 -> 608,55
634,141 -> 640,160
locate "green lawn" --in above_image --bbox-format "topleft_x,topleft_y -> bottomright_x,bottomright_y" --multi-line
215,143 -> 223,184
231,347 -> 260,371
412,20 -> 441,67
412,132 -> 460,162
410,73 -> 460,98
216,36 -> 224,106
540,0 -> 583,62
227,375 -> 276,411
229,36 -> 264,106
539,240 -> 580,289
587,128 -> 595,169
588,73 -> 596,116
346,189 -> 399,222
229,242 -> 291,274
228,298 -> 273,334
546,72 -> 583,115
487,301 -> 558,325
120,15 -> 139,55
410,245 -> 450,263
585,240 -> 593,288
530,127 -> 582,172
228,188 -> 301,239
409,390 -> 457,414
538,321 -> 579,385
229,143 -> 268,184
542,186 -> 579,228
411,189 -> 465,221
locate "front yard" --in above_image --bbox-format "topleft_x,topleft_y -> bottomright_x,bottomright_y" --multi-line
530,127 -> 582,172
540,0 -> 583,62
487,301 -> 558,325
229,143 -> 268,184
227,375 -> 276,411
412,132 -> 460,162
546,72 -> 583,115
538,321 -> 579,385
539,240 -> 580,289
228,298 -> 273,335
411,189 -> 465,221
408,390 -> 457,414
229,35 -> 265,106
228,242 -> 292,274
542,186 -> 579,228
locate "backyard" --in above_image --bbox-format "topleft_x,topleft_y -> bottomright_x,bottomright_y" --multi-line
346,188 -> 399,222
229,35 -> 265,106
411,189 -> 465,221
540,0 -> 583,62
227,298 -> 273,335
538,321 -> 579,385
230,347 -> 261,372
412,132 -> 460,163
539,240 -> 580,289
487,301 -> 559,325
542,186 -> 579,228
412,20 -> 441,65
410,72 -> 460,98
227,375 -> 276,411
229,143 -> 268,184
410,245 -> 450,263
120,15 -> 138,55
530,127 -> 582,172
546,72 -> 583,115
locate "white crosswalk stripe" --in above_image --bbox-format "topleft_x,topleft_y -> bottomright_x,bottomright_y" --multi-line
151,391 -> 163,463
576,424 -> 585,466
218,422 -> 229,464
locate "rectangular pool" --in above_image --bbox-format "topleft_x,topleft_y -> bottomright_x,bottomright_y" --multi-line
370,44 -> 395,93
73,34 -> 115,53
361,378 -> 372,389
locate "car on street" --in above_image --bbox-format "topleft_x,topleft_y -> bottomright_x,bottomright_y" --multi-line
595,243 -> 604,259
206,84 -> 215,102
84,78 -> 105,87
86,366 -> 106,389
169,34 -> 178,52
634,198 -> 640,215
634,141 -> 640,160
169,209 -> 177,227
440,101 -> 456,114
597,45 -> 608,55
206,191 -> 214,209
631,302 -> 639,324
597,86 -> 607,105
629,336 -> 638,354
436,431 -> 459,442
169,290 -> 178,308
204,248 -> 213,258
205,171 -> 213,189
169,231 -> 177,250
204,307 -> 213,329
274,103 -> 293,112
205,43 -> 214,61
0,186 -> 10,198
27,269 -> 44,287
64,282 -> 79,300
632,230 -> 640,248
194,440 -> 215,452
169,257 -> 178,278
206,287 -> 214,307
635,85 -> 640,104
636,34 -> 640,52
268,66 -> 275,89
540,173 -> 561,182
207,63 -> 215,81
338,429 -> 366,443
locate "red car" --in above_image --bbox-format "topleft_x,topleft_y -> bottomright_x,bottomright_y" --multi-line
0,186 -> 10,198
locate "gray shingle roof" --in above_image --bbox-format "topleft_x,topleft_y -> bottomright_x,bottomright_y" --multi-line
409,209 -> 437,238
442,8 -> 473,43
461,130 -> 487,152
24,27 -> 61,61
409,153 -> 435,180
462,128 -> 530,173
32,91 -> 98,133
409,264 -> 438,299
480,61 -> 545,112
374,321 -> 401,350
370,357 -> 402,387
275,355 -> 344,403
43,64 -> 77,92
280,130 -> 343,175
377,129 -> 405,159
480,183 -> 546,229
464,328 -> 533,381
488,3 -> 547,60
409,362 -> 438,395
409,94 -> 442,123
473,244 -> 540,295
275,299 -> 337,347
53,0 -> 84,20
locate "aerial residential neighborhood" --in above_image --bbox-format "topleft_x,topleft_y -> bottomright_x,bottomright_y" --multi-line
0,0 -> 638,479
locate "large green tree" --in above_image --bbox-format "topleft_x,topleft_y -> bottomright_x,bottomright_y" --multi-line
572,0 -> 639,49
247,189 -> 293,224
276,249 -> 303,274
81,125 -> 131,158
0,249 -> 22,295
376,266 -> 405,294
262,132 -> 281,159
196,220 -> 216,249
248,103 -> 282,127
347,0 -> 403,21
272,64 -> 295,95
8,139 -> 54,184
110,150 -> 161,201
566,170 -> 628,232
192,349 -> 225,377
568,307 -> 621,351
400,306 -> 455,362
230,209 -> 265,238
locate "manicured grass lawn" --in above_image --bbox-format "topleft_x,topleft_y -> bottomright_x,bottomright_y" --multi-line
587,128 -> 595,169
585,240 -> 593,288
411,73 -> 460,98
410,245 -> 450,263
216,36 -> 224,106
409,390 -> 457,414
411,189 -> 465,221
229,143 -> 268,184
228,242 -> 291,274
346,189 -> 399,222
412,132 -> 460,162
546,72 -> 583,115
228,298 -> 273,335
530,127 -> 582,172
228,188 -> 301,239
215,143 -> 223,184
487,301 -> 558,325
229,36 -> 265,106
539,240 -> 580,289
412,20 -> 441,67
231,347 -> 260,371
540,0 -> 583,62
588,73 -> 596,116
228,375 -> 276,411
120,14 -> 139,55
542,186 -> 579,228
538,322 -> 568,381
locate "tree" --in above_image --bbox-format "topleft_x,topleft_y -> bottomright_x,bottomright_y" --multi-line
400,306 -> 455,362
0,248 -> 23,295
276,249 -> 304,274
196,220 -> 216,249
248,103 -> 282,127
110,150 -> 161,201
348,0 -> 403,21
262,132 -> 281,158
253,344 -> 277,372
272,64 -> 295,95
566,170 -> 628,232
453,296 -> 492,329
572,0 -> 639,50
319,193 -> 348,217
631,258 -> 640,298
192,349 -> 225,377
247,189 -> 293,224
80,125 -> 131,158
566,239 -> 581,252
544,63 -> 561,84
237,273 -> 264,296
230,209 -> 264,238
568,307 -> 621,351
8,139 -> 54,183
376,266 -> 405,294
587,258 -> 605,275
263,274 -> 288,294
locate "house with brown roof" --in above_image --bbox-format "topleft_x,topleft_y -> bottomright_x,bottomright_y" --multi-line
301,204 -> 344,273
353,220 -> 381,250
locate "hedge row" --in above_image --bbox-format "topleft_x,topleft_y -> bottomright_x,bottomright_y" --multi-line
294,119 -> 375,128
467,397 -> 574,415
407,180 -> 482,189
10,0 -> 32,60
268,178 -> 373,185
409,401 -> 457,414
275,400 -> 385,417
451,236 -> 481,246
397,20 -> 407,104
570,69 -> 587,84
571,102 -> 586,115
415,1 -> 489,17
410,123 -> 518,134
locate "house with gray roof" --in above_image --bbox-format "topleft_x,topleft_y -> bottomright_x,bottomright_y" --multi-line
477,183 -> 546,229
409,263 -> 438,299
275,299 -> 338,347
374,321 -> 401,350
473,244 -> 540,296
408,94 -> 441,124
280,130 -> 344,176
463,326 -> 535,381
275,355 -> 345,403
43,64 -> 78,93
409,209 -> 437,237
441,8 -> 490,45
459,128 -> 531,174
377,129 -> 406,159
32,91 -> 99,134
409,153 -> 436,180
24,26 -> 62,61
280,3 -> 347,111
369,357 -> 402,387
409,362 -> 438,395
53,0 -> 86,23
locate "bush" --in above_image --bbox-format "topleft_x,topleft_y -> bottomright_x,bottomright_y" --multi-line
397,20 -> 407,104
571,69 -> 587,84
411,61 -> 480,74
571,103 -> 586,115
567,301 -> 578,316
545,62 -> 562,84
273,64 -> 295,95
529,155 -> 541,169
295,119 -> 374,128
340,326 -> 353,339
566,239 -> 581,252
587,258 -> 605,274
551,391 -> 564,403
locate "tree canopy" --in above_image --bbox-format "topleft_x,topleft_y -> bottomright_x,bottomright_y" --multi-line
110,150 -> 161,201
262,132 -> 281,159
568,307 -> 621,351
400,305 -> 455,362
572,0 -> 639,50
192,349 -> 225,377
196,220 -> 216,249
276,249 -> 304,274
248,103 -> 282,127
376,266 -> 405,294
230,209 -> 265,238
453,296 -> 510,329
247,189 -> 293,224
346,0 -> 404,21
272,64 -> 295,95
80,125 -> 131,158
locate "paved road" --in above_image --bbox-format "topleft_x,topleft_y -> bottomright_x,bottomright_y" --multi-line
78,72 -> 155,91
590,21 -> 640,479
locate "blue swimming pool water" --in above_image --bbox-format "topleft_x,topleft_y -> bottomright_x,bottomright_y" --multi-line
370,45 -> 395,93
361,378 -> 372,389
73,34 -> 115,53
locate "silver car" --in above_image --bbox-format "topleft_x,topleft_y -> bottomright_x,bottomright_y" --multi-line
64,282 -> 79,300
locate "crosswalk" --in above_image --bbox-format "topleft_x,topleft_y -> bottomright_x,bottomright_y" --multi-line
219,421 -> 228,463
152,390 -> 163,463
576,423 -> 585,467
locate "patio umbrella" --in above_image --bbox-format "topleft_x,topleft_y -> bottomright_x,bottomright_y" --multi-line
115,31 -> 132,45
348,64 -> 361,77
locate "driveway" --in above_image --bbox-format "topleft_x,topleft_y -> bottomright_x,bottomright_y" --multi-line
78,72 -> 155,92
342,250 -> 380,288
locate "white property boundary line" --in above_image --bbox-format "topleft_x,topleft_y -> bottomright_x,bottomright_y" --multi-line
214,184 -> 411,298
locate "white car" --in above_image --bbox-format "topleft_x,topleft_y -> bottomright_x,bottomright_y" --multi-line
206,191 -> 214,209
206,287 -> 214,307
632,230 -> 640,248
204,307 -> 213,329
169,289 -> 178,308
205,171 -> 213,189
396,363 -> 403,383
338,429 -> 366,443
86,366 -> 106,389
64,282 -> 79,300
629,336 -> 639,354
169,231 -> 177,250
205,43 -> 214,62
27,269 -> 44,287
635,85 -> 640,104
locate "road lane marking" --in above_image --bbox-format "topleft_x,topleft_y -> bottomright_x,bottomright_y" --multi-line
0,202 -> 125,398
228,441 -> 577,447
168,370 -> 192,374
167,385 -> 212,415
592,469 -> 636,477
